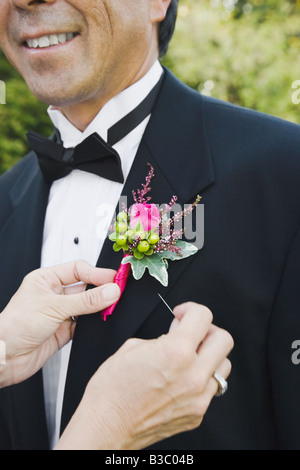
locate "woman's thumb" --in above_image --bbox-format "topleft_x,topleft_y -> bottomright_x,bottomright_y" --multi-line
58,283 -> 121,319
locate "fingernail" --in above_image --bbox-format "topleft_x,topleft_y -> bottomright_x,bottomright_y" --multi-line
102,283 -> 120,301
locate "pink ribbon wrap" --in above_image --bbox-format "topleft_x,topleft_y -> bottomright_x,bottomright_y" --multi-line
101,256 -> 131,321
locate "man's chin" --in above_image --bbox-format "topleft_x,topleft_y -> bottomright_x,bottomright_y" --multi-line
26,82 -> 89,108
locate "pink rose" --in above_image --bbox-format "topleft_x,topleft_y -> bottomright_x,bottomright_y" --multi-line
130,203 -> 160,232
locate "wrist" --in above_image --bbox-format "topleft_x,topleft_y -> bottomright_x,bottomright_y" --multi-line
0,340 -> 5,366
55,401 -> 100,450
56,396 -> 114,450
56,389 -> 130,450
0,315 -> 13,388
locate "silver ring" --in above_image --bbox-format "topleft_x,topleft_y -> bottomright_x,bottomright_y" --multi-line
213,372 -> 228,397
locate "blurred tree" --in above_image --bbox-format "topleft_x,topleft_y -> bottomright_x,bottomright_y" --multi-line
1,0 -> 300,174
0,49 -> 52,174
163,0 -> 300,123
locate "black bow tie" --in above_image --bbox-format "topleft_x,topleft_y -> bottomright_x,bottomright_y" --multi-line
26,74 -> 164,185
27,130 -> 125,184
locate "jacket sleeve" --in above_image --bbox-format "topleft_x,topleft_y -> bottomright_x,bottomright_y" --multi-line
0,401 -> 11,450
268,226 -> 300,449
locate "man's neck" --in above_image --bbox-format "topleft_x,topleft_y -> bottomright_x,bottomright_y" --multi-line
48,60 -> 163,150
54,59 -> 159,132
56,96 -> 116,133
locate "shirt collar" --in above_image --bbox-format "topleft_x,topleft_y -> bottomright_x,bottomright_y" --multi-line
47,60 -> 163,149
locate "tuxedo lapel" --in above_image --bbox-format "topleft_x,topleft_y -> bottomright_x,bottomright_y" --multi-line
0,155 -> 49,303
143,69 -> 215,202
0,154 -> 50,449
61,70 -> 215,434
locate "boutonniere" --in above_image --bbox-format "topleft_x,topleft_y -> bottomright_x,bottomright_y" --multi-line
101,164 -> 201,321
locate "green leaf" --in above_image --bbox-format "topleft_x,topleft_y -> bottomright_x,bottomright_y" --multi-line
122,254 -> 169,286
121,242 -> 198,287
113,243 -> 122,252
133,250 -> 145,260
177,240 -> 199,257
147,257 -> 169,286
122,256 -> 147,281
157,241 -> 198,261
109,232 -> 117,242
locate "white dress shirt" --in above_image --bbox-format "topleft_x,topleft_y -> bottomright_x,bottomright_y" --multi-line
41,60 -> 163,449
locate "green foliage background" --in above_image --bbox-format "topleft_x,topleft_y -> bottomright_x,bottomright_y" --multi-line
0,0 -> 300,175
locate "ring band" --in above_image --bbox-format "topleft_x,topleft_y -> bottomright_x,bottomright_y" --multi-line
213,371 -> 228,397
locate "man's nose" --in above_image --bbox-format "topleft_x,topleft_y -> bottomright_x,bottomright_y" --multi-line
10,0 -> 56,10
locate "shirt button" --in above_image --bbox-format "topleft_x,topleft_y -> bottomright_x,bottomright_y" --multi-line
74,237 -> 79,245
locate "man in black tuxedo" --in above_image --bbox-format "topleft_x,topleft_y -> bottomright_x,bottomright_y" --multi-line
0,0 -> 300,450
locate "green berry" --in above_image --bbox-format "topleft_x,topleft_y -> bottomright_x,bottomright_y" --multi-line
116,222 -> 128,233
117,211 -> 128,222
116,235 -> 127,246
148,233 -> 160,245
135,230 -> 146,240
126,230 -> 135,242
137,241 -> 150,253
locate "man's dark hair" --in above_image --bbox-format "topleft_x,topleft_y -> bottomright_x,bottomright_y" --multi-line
159,0 -> 179,57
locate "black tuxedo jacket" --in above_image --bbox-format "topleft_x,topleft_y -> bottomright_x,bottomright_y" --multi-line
1,69 -> 300,450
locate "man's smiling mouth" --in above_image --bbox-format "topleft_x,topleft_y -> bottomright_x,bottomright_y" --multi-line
25,32 -> 79,49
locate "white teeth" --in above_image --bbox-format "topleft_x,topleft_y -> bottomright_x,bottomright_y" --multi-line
58,33 -> 67,44
49,34 -> 59,46
39,36 -> 50,48
32,39 -> 39,48
26,33 -> 76,49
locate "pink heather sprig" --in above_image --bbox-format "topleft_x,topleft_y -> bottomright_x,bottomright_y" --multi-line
153,236 -> 183,256
170,195 -> 202,228
157,195 -> 202,255
132,163 -> 155,204
161,195 -> 178,215
154,223 -> 184,255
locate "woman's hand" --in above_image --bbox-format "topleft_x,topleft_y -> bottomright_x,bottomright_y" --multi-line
0,260 -> 120,387
57,302 -> 234,450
